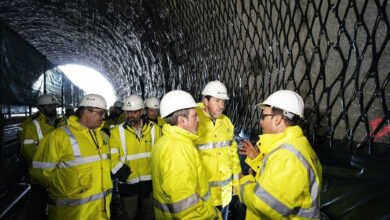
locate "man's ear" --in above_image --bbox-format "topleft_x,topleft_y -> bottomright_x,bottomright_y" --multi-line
177,115 -> 185,126
274,114 -> 283,126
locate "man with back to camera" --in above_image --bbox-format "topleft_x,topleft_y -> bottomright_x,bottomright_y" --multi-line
194,80 -> 241,220
30,94 -> 114,220
151,90 -> 222,219
238,90 -> 322,219
110,94 -> 161,220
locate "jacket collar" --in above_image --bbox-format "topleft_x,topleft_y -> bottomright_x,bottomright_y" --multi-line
162,124 -> 199,141
257,126 -> 303,154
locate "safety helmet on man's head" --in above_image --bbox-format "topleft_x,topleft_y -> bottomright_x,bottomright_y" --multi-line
160,90 -> 198,118
257,90 -> 304,119
145,97 -> 160,109
202,80 -> 230,100
65,105 -> 74,111
122,95 -> 144,111
37,94 -> 57,106
79,94 -> 107,109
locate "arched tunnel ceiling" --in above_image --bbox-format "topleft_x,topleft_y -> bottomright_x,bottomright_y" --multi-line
0,0 -> 170,98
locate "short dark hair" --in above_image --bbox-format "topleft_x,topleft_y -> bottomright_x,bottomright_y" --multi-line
75,106 -> 94,118
271,107 -> 299,126
164,108 -> 191,126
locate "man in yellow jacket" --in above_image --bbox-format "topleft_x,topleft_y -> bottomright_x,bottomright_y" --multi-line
30,94 -> 113,220
151,90 -> 222,219
238,90 -> 322,219
194,80 -> 241,219
21,94 -> 67,220
110,95 -> 160,220
145,96 -> 165,130
103,100 -> 126,132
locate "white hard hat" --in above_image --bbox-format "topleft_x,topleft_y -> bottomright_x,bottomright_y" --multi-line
37,94 -> 57,106
79,94 -> 107,109
123,95 -> 145,111
145,97 -> 160,109
257,90 -> 304,118
202,80 -> 230,100
114,101 -> 123,108
160,90 -> 198,118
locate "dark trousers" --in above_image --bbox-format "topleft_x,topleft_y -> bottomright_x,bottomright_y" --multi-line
26,184 -> 48,220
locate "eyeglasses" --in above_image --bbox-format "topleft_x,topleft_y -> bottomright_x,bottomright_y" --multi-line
89,109 -> 106,116
260,113 -> 275,120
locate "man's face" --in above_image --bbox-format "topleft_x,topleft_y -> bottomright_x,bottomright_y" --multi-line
41,104 -> 57,118
87,108 -> 106,129
146,108 -> 159,120
260,106 -> 277,134
126,109 -> 144,126
180,108 -> 199,134
204,97 -> 225,119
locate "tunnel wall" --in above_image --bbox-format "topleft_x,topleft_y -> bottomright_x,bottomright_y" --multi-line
147,0 -> 389,157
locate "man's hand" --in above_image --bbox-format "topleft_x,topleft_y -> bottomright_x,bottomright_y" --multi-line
239,139 -> 259,159
239,168 -> 253,179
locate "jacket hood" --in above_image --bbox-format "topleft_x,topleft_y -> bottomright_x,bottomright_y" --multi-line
162,124 -> 199,141
257,125 -> 303,154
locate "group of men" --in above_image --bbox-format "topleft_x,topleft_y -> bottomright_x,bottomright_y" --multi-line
18,80 -> 322,220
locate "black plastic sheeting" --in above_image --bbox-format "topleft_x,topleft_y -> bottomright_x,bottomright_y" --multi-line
0,20 -> 84,107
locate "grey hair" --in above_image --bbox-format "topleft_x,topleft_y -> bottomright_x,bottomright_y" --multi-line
164,108 -> 191,126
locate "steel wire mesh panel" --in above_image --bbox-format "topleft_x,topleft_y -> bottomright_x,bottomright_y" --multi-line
155,0 -> 389,157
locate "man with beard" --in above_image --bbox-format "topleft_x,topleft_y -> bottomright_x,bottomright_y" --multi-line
30,94 -> 113,220
21,94 -> 67,220
151,90 -> 221,219
194,80 -> 241,220
110,94 -> 161,220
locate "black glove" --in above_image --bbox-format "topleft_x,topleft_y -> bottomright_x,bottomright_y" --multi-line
113,164 -> 131,182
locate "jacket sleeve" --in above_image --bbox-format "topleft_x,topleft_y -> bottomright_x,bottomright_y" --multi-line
230,140 -> 241,187
29,131 -> 61,187
239,150 -> 308,219
161,147 -> 221,219
20,122 -> 38,164
109,128 -> 125,175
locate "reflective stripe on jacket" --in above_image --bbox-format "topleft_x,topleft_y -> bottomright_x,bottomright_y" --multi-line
21,112 -> 66,164
30,116 -> 113,220
238,126 -> 322,220
17,112 -> 39,143
110,119 -> 160,193
194,102 -> 241,207
151,124 -> 221,219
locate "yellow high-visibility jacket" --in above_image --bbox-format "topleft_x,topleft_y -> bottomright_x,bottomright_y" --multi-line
157,115 -> 165,129
17,112 -> 39,143
194,103 -> 241,207
151,124 -> 222,219
238,126 -> 322,220
110,118 -> 161,196
21,112 -> 66,165
30,116 -> 113,220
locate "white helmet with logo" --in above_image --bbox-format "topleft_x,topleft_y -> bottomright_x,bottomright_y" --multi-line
122,95 -> 145,111
37,94 -> 57,106
145,97 -> 160,109
114,101 -> 123,108
202,80 -> 230,100
257,90 -> 304,119
79,94 -> 107,109
160,90 -> 198,118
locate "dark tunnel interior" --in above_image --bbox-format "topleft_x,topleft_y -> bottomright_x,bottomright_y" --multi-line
0,0 -> 389,219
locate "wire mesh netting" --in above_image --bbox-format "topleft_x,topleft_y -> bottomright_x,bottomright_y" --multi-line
147,0 -> 389,157
0,21 -> 84,110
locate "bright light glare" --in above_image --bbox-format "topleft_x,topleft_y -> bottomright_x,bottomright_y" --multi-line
58,64 -> 116,107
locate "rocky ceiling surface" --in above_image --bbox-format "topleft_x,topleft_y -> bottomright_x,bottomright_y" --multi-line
0,0 -> 172,98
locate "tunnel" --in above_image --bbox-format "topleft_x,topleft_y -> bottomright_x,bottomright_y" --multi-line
0,0 -> 389,219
